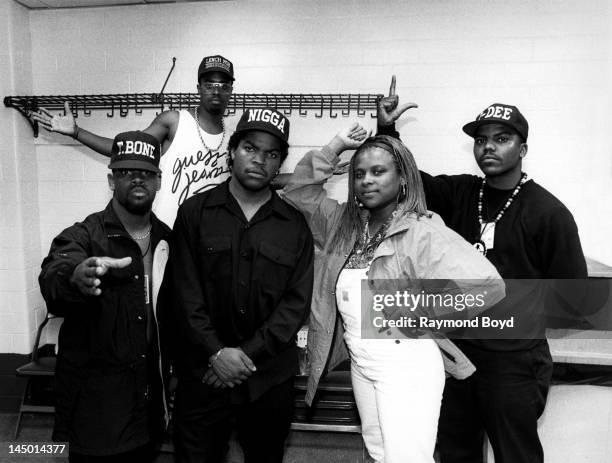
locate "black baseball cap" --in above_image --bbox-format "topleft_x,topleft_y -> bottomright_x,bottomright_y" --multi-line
463,103 -> 529,141
198,55 -> 234,82
108,131 -> 161,173
234,108 -> 290,147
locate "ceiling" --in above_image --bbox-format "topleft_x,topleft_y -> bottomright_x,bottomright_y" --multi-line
15,0 -> 217,9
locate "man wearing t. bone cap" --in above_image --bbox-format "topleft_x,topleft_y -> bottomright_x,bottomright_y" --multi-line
39,131 -> 172,462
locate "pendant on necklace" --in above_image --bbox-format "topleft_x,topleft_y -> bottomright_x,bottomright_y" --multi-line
473,240 -> 487,256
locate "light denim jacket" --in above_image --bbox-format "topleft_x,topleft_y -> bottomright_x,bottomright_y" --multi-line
283,145 -> 506,405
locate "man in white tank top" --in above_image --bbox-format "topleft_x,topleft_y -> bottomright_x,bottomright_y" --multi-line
31,55 -> 234,227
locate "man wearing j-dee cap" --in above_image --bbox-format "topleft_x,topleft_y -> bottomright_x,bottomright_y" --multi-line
39,131 -> 172,462
31,54 -> 236,228
164,108 -> 314,462
377,79 -> 586,463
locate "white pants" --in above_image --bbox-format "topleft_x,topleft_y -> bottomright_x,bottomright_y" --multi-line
350,339 -> 445,463
335,268 -> 445,462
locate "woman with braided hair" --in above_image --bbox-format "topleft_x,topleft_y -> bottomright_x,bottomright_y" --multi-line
283,125 -> 504,463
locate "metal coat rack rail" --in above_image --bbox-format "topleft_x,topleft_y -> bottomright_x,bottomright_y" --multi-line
3,92 -> 383,137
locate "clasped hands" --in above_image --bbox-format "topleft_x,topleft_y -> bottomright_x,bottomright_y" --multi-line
203,347 -> 257,389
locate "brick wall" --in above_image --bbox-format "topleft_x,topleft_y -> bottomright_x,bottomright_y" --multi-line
0,0 -> 610,352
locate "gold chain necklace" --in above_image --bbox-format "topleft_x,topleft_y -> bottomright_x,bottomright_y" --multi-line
193,107 -> 225,152
129,226 -> 152,257
129,226 -> 152,240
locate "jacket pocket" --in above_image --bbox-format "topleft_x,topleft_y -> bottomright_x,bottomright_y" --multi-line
255,242 -> 298,292
258,242 -> 298,267
199,235 -> 232,279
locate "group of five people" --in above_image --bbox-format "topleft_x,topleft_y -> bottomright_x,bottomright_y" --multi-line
35,55 -> 586,463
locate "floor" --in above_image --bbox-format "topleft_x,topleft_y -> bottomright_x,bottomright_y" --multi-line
0,413 -> 368,463
6,385 -> 611,462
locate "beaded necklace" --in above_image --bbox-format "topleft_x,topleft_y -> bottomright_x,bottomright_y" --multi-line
345,210 -> 398,269
193,107 -> 225,152
473,172 -> 528,255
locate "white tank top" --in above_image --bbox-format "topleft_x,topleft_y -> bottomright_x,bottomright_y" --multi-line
153,109 -> 231,227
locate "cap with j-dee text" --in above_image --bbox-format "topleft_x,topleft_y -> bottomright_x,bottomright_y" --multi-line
198,55 -> 234,82
108,131 -> 161,173
462,103 -> 529,141
234,108 -> 290,146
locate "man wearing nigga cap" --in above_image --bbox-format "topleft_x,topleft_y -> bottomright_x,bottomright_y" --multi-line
31,54 -> 236,228
39,131 -> 172,462
377,80 -> 586,463
165,108 -> 314,462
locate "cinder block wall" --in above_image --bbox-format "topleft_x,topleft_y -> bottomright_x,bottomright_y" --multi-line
1,0 -> 611,356
0,1 -> 44,356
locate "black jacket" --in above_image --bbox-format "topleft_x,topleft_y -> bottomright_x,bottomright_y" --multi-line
39,201 -> 172,456
164,180 -> 314,401
378,123 -> 588,350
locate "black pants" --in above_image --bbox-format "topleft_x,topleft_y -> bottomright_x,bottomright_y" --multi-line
173,377 -> 295,463
437,342 -> 553,463
69,443 -> 156,462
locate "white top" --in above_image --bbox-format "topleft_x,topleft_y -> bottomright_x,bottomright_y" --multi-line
336,267 -> 368,342
153,109 -> 231,228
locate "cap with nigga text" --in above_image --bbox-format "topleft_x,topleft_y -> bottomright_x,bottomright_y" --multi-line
234,108 -> 290,146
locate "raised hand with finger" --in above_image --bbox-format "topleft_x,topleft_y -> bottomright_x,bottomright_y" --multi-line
377,75 -> 418,127
70,256 -> 132,296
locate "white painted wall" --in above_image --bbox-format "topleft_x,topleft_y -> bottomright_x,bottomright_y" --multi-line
0,1 -> 45,354
0,0 -> 610,352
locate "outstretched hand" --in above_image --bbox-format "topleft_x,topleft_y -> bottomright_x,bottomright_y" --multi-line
30,101 -> 77,137
377,75 -> 418,127
70,256 -> 132,296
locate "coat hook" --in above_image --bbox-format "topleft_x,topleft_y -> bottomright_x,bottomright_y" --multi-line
83,99 -> 91,117
298,95 -> 307,117
329,96 -> 338,118
227,95 -> 236,116
342,95 -> 351,117
371,94 -> 381,118
119,105 -> 128,117
283,95 -> 292,115
70,100 -> 78,119
357,94 -> 365,117
315,95 -> 324,118
107,101 -> 114,118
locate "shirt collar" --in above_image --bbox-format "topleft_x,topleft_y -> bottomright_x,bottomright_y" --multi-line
102,200 -> 171,241
205,178 -> 294,221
